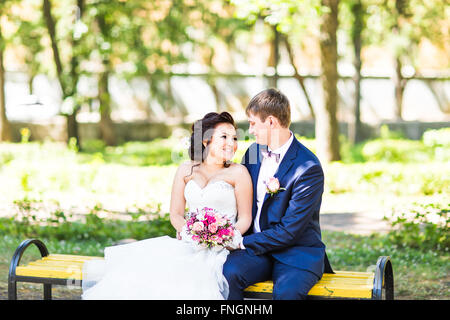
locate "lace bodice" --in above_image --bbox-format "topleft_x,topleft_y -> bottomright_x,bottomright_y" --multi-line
184,179 -> 237,224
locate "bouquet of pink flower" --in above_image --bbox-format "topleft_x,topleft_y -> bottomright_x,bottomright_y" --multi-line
185,207 -> 235,248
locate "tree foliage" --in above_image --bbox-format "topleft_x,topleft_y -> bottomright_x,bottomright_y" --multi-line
0,0 -> 448,151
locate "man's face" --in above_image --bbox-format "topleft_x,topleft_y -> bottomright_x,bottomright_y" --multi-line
247,112 -> 271,145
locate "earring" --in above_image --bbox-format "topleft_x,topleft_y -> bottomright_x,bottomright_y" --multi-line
223,160 -> 231,168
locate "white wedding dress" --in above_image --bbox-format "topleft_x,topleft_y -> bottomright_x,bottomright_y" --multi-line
81,179 -> 237,300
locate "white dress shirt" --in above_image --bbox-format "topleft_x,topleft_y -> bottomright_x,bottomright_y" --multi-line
240,131 -> 294,249
253,131 -> 294,233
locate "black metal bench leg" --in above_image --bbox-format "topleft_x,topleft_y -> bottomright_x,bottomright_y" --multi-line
8,279 -> 17,300
44,283 -> 52,300
384,260 -> 394,300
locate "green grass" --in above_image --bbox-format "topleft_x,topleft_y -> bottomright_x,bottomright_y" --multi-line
0,127 -> 449,299
322,231 -> 449,300
1,231 -> 447,300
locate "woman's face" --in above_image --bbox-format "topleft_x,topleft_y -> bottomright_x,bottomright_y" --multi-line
204,123 -> 238,164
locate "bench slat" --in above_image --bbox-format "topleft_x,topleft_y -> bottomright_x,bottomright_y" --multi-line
322,271 -> 373,278
245,280 -> 373,299
245,271 -> 375,299
29,260 -> 85,267
43,254 -> 103,262
309,285 -> 373,298
16,265 -> 82,280
24,264 -> 373,285
14,254 -> 375,299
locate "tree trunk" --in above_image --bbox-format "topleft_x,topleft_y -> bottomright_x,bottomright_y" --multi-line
28,73 -> 34,95
98,69 -> 116,146
67,112 -> 80,145
391,0 -> 408,120
209,78 -> 221,112
44,0 -> 83,147
267,24 -> 279,88
393,56 -> 406,120
66,0 -> 85,149
317,0 -> 341,162
204,47 -> 221,113
349,0 -> 363,144
0,33 -> 12,142
283,36 -> 316,119
43,0 -> 65,94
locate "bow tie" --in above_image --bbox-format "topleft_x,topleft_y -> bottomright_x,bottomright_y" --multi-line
261,149 -> 281,163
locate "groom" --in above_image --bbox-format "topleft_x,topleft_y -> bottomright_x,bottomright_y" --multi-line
223,88 -> 333,300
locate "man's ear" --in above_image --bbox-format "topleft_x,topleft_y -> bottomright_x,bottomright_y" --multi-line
268,115 -> 279,127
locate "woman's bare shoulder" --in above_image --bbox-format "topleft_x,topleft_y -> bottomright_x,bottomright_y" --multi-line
179,160 -> 198,169
228,163 -> 251,179
228,162 -> 248,172
176,161 -> 199,178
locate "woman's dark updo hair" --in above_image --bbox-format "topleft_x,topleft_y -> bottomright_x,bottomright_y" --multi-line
188,112 -> 236,171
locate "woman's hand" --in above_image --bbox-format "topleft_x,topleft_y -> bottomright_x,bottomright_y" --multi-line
227,228 -> 243,250
176,224 -> 189,241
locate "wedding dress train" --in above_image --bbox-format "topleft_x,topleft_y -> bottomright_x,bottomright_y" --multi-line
81,179 -> 237,300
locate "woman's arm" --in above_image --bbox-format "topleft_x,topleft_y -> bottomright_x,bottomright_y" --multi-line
233,164 -> 253,235
169,162 -> 190,233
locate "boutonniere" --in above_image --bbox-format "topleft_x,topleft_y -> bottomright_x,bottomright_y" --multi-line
264,177 -> 286,197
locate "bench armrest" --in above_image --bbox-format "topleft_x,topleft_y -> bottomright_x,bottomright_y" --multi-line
373,256 -> 394,300
8,239 -> 49,300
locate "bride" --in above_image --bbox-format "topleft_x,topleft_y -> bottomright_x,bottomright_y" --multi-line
81,112 -> 253,300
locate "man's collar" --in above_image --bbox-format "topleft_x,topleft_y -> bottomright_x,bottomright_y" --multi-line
268,131 -> 293,157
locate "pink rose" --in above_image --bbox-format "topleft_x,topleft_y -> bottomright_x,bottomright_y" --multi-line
208,223 -> 218,234
211,235 -> 223,244
216,216 -> 227,226
192,221 -> 204,232
206,214 -> 216,224
266,177 -> 280,193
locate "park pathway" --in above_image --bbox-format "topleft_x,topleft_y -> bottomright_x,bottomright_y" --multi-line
320,211 -> 391,235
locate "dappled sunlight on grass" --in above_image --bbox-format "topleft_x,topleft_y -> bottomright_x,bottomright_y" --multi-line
0,130 -> 448,218
0,129 -> 449,300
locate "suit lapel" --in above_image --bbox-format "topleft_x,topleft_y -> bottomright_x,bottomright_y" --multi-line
260,137 -> 299,208
273,138 -> 299,182
250,144 -> 266,219
251,144 -> 266,190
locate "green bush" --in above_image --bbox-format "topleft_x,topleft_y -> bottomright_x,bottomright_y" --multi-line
344,127 -> 450,163
325,161 -> 449,196
80,139 -> 186,166
384,203 -> 449,251
339,136 -> 366,163
0,150 -> 14,167
361,139 -> 432,162
0,198 -> 175,242
379,124 -> 405,139
80,139 -> 106,153
422,128 -> 450,162
423,128 -> 450,148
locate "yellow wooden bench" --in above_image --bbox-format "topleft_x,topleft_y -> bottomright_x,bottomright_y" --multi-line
8,239 -> 394,300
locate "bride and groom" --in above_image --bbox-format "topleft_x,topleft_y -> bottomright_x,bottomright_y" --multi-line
81,88 -> 333,300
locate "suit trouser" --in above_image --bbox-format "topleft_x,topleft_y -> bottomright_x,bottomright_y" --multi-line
223,249 -> 320,300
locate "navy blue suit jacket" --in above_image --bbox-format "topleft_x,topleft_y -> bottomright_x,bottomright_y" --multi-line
241,137 -> 332,278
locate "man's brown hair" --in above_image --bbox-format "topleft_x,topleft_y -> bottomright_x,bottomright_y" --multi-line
245,88 -> 291,128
